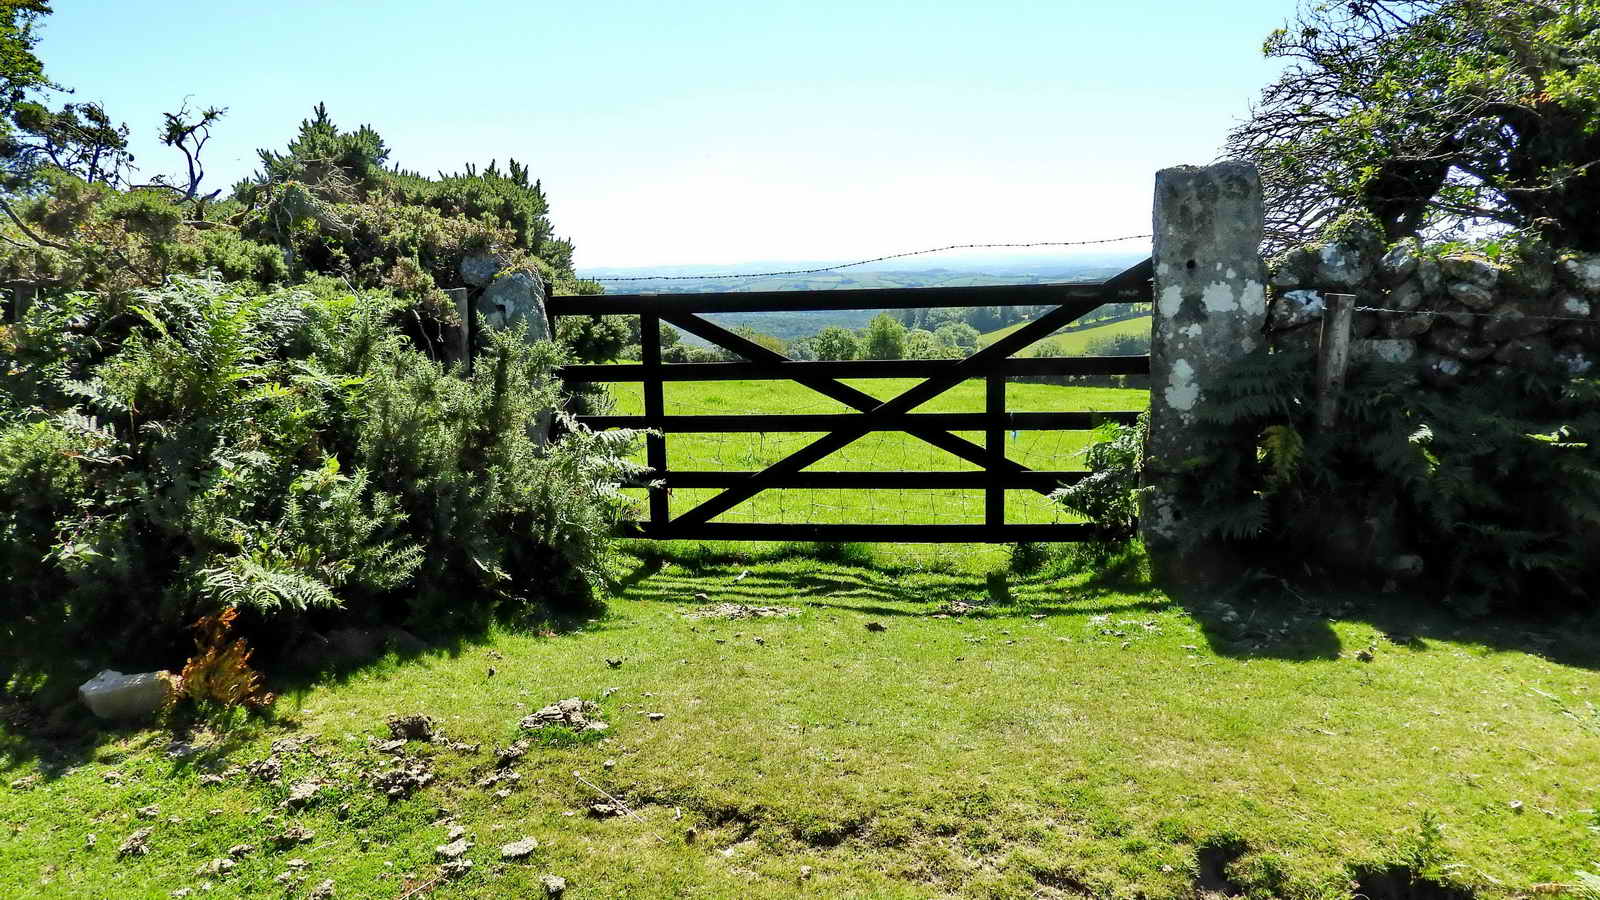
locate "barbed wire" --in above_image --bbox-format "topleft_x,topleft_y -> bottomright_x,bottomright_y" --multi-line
1355,305 -> 1594,324
586,236 -> 1153,283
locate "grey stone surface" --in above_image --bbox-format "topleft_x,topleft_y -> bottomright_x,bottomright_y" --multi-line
1557,345 -> 1596,376
475,270 -> 551,342
79,670 -> 174,720
1386,279 -> 1423,311
1446,280 -> 1497,309
1417,258 -> 1443,296
1559,253 -> 1600,294
1480,305 -> 1548,342
460,253 -> 510,289
1556,293 -> 1593,319
1420,352 -> 1464,386
1379,240 -> 1420,287
1381,311 -> 1432,339
1269,289 -> 1323,331
1142,162 -> 1266,556
1426,323 -> 1493,361
1494,335 -> 1553,368
1315,241 -> 1372,288
1352,338 -> 1417,365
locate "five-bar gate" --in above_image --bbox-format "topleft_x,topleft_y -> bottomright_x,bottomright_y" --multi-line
549,258 -> 1152,542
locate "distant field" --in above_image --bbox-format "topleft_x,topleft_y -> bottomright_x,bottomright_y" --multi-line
600,377 -> 1148,526
978,313 -> 1152,351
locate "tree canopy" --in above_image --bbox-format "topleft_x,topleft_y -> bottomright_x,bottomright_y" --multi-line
1227,0 -> 1600,251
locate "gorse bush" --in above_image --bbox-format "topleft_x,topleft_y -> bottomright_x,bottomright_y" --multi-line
0,275 -> 643,672
1177,347 -> 1600,615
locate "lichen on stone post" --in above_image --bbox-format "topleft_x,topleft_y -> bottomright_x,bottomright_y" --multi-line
1141,162 -> 1268,572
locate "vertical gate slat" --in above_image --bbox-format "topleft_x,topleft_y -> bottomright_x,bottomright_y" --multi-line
640,314 -> 669,528
986,374 -> 1004,528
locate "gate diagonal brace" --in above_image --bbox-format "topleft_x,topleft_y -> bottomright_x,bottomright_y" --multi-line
660,312 -> 1043,489
668,258 -> 1152,528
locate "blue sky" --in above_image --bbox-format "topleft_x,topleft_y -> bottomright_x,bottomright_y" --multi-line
40,1 -> 1293,269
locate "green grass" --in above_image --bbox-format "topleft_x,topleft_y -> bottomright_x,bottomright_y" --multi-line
5,544 -> 1600,898
602,378 -> 1147,526
978,314 -> 1152,352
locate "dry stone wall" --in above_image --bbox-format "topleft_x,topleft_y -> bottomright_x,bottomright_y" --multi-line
1266,231 -> 1600,383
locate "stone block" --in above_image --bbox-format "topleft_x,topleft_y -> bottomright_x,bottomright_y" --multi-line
1381,311 -> 1432,339
1558,253 -> 1600,294
475,270 -> 550,341
1385,279 -> 1423,311
1315,241 -> 1373,288
460,253 -> 511,289
1557,345 -> 1596,376
1419,353 -> 1464,387
1480,305 -> 1549,342
1426,323 -> 1493,360
1269,289 -> 1322,331
1352,338 -> 1417,365
1493,335 -> 1553,369
79,670 -> 176,720
1446,280 -> 1497,309
1379,239 -> 1421,287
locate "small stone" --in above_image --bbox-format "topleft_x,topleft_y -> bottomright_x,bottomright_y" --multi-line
800,865 -> 814,880
284,780 -> 322,809
447,824 -> 467,841
436,838 -> 471,859
647,712 -> 665,721
1355,648 -> 1375,663
1269,289 -> 1323,331
541,874 -> 568,897
606,657 -> 623,668
440,859 -> 474,879
603,759 -> 615,769
137,804 -> 160,819
172,890 -> 192,898
79,670 -> 176,721
85,834 -> 96,848
117,828 -> 152,858
500,837 -> 539,860
228,844 -> 254,858
1509,799 -> 1524,813
308,878 -> 335,899
1446,281 -> 1496,309
864,622 -> 887,633
195,858 -> 235,877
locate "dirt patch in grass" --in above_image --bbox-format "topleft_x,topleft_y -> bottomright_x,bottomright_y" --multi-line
685,603 -> 799,620
1351,865 -> 1478,900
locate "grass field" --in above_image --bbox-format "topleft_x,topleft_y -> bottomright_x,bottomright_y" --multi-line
977,314 -> 1152,352
5,543 -> 1600,899
600,378 -> 1148,526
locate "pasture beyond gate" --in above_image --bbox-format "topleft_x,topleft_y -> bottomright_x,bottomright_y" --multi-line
549,258 -> 1153,542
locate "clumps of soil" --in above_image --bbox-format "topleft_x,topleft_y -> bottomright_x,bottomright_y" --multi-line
371,759 -> 435,798
520,698 -> 609,734
686,603 -> 797,621
386,714 -> 435,741
117,827 -> 152,858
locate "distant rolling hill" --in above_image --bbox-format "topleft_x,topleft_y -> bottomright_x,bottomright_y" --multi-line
979,314 -> 1152,355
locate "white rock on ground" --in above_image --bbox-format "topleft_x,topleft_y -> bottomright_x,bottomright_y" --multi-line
79,670 -> 176,720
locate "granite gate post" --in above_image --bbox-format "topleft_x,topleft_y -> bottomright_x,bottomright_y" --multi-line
1140,162 -> 1268,577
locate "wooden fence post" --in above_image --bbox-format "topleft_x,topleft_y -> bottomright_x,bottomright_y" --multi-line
1315,293 -> 1355,431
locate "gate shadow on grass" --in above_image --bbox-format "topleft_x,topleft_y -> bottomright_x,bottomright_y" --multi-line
612,540 -> 1600,672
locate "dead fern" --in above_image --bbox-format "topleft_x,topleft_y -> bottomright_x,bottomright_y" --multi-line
175,607 -> 274,710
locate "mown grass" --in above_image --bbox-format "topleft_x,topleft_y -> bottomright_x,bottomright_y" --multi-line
602,378 -> 1147,525
5,543 -> 1600,899
977,314 -> 1152,351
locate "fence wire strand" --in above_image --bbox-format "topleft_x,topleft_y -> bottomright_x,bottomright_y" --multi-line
587,236 -> 1153,283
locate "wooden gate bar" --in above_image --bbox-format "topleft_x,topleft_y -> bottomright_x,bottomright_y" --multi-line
578,410 -> 1141,433
562,354 -> 1151,382
549,277 -> 1149,316
638,470 -> 1091,489
639,314 -> 669,527
619,522 -> 1117,542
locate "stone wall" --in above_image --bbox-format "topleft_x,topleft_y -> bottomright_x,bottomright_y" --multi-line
1266,230 -> 1600,383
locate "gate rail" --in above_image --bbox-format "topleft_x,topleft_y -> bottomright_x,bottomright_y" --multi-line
549,258 -> 1152,543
